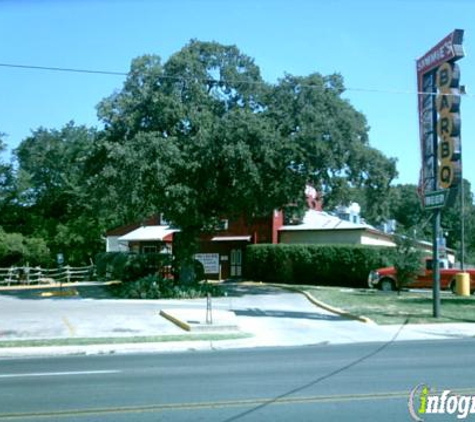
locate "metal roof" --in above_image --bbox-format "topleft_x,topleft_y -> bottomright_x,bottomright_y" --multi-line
280,210 -> 374,232
118,226 -> 178,242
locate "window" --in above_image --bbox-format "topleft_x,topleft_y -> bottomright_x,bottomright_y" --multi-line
142,245 -> 158,254
230,249 -> 242,277
216,219 -> 229,231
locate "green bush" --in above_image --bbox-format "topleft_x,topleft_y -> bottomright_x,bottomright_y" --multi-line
0,229 -> 51,266
172,259 -> 206,282
393,233 -> 424,289
112,275 -> 223,299
245,244 -> 395,288
95,252 -> 172,282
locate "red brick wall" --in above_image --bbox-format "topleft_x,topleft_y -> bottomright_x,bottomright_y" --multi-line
196,211 -> 283,279
199,213 -> 281,244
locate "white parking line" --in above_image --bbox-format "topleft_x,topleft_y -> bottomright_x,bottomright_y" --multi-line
0,370 -> 121,379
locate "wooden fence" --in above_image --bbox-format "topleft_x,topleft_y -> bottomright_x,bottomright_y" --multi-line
0,265 -> 95,286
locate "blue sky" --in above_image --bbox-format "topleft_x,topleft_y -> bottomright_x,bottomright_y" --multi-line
1,0 -> 474,190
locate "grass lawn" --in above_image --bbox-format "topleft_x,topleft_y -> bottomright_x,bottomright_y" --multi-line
301,286 -> 475,325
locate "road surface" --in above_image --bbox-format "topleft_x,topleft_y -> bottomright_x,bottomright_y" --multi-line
1,338 -> 474,421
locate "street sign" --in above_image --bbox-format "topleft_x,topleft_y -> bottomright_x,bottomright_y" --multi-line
424,190 -> 448,210
56,253 -> 64,266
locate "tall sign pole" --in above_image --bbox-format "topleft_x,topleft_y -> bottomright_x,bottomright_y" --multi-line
417,30 -> 464,318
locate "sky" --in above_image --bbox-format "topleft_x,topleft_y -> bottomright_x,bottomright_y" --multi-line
1,0 -> 475,191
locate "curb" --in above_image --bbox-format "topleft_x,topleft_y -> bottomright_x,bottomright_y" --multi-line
0,335 -> 254,358
297,289 -> 374,324
239,281 -> 375,324
159,309 -> 241,333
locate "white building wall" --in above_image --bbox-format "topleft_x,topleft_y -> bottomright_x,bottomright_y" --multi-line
360,234 -> 396,247
106,236 -> 129,252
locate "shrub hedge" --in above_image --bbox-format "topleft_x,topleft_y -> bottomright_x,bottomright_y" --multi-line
111,275 -> 224,299
95,252 -> 205,283
95,252 -> 172,282
245,244 -> 395,288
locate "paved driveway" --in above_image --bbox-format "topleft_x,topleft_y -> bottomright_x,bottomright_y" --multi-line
0,284 -> 359,344
1,284 -> 474,356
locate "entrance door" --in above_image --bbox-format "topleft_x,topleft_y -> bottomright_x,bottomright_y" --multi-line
230,249 -> 242,277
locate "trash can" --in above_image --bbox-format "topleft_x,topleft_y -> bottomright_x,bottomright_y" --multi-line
456,273 -> 470,296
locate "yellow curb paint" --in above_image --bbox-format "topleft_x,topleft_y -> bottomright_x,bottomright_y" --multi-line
39,289 -> 79,298
159,310 -> 191,332
62,316 -> 77,337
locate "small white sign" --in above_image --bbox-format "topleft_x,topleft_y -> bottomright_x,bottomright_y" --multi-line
195,253 -> 220,274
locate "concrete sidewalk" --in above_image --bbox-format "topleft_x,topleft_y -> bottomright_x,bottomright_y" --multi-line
0,283 -> 474,357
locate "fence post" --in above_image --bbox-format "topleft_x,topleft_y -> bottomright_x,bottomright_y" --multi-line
36,266 -> 43,284
0,264 -> 96,286
7,267 -> 14,286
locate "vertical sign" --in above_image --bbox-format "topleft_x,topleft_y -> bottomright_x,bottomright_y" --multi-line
436,62 -> 462,195
416,30 -> 464,318
417,29 -> 464,207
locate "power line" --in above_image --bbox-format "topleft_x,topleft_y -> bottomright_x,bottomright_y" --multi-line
0,61 -> 472,98
0,62 -> 127,76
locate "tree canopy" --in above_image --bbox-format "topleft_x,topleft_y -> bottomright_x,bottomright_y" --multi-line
380,181 -> 475,264
0,40 -> 409,272
0,137 -> 17,231
265,72 -> 397,221
8,123 -> 101,264
90,40 -> 397,281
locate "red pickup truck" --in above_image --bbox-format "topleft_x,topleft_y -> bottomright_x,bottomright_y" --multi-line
368,258 -> 475,292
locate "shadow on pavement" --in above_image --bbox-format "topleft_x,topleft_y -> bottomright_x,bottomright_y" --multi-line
222,283 -> 290,297
0,285 -> 115,300
234,308 -> 342,321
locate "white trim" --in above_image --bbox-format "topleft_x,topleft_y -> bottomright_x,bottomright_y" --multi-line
211,236 -> 251,242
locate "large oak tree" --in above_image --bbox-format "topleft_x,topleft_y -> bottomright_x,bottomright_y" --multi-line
92,40 -> 397,283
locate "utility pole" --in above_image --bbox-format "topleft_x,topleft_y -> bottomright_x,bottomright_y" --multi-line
460,175 -> 466,272
432,209 -> 441,318
432,80 -> 441,319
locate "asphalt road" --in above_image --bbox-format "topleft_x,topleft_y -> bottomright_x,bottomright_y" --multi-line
1,338 -> 474,421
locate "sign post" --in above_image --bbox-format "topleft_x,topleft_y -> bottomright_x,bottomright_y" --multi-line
57,253 -> 64,292
417,30 -> 464,318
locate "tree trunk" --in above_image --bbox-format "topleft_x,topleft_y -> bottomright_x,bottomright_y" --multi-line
173,228 -> 199,285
